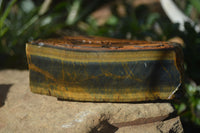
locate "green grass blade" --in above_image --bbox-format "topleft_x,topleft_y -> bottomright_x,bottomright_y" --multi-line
0,0 -> 3,9
0,0 -> 17,37
65,0 -> 82,25
0,0 -> 17,28
0,26 -> 8,36
17,15 -> 39,36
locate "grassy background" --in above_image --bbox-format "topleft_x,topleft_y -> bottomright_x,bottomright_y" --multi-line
1,0 -> 200,131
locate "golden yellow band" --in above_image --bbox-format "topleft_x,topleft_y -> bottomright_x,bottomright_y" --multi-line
26,44 -> 176,63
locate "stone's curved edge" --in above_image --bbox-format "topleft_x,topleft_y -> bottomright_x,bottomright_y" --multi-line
30,36 -> 176,52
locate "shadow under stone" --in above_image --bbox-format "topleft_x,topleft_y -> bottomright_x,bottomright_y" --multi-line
89,120 -> 118,133
0,84 -> 12,107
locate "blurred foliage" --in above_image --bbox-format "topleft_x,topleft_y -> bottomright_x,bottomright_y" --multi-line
175,82 -> 200,125
1,0 -> 200,130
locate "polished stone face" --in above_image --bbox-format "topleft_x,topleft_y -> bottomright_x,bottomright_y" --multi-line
26,36 -> 183,102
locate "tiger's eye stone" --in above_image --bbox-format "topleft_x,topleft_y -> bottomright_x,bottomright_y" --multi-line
26,36 -> 183,102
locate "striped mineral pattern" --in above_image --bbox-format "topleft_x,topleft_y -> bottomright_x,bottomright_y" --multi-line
26,36 -> 183,102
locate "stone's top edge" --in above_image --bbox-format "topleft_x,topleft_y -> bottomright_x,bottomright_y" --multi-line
30,36 -> 178,51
